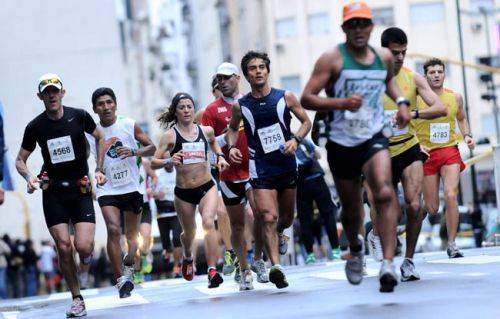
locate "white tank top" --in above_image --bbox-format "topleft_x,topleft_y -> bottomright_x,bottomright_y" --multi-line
87,116 -> 144,198
155,168 -> 176,202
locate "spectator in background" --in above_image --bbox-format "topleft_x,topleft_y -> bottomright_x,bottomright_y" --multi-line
0,236 -> 11,298
7,239 -> 23,298
39,241 -> 56,294
22,240 -> 39,296
295,138 -> 341,264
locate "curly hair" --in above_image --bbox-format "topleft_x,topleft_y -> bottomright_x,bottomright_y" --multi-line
241,50 -> 270,77
158,92 -> 195,128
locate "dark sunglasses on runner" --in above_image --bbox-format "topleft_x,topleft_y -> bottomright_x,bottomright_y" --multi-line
343,18 -> 373,30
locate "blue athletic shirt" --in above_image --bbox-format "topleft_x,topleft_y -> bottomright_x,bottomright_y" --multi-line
238,88 -> 297,179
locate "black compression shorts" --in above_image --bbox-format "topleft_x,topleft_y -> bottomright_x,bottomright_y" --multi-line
174,180 -> 215,205
98,191 -> 143,215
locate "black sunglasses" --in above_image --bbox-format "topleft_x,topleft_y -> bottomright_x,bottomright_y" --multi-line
343,18 -> 373,30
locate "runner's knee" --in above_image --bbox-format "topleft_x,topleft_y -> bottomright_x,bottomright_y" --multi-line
75,241 -> 93,257
55,239 -> 73,256
444,189 -> 457,204
373,183 -> 393,206
261,210 -> 277,224
106,223 -> 121,240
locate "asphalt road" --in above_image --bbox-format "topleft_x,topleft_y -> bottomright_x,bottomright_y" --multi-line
1,247 -> 500,319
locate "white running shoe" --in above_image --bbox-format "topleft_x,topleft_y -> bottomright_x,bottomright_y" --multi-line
367,229 -> 383,262
66,298 -> 87,318
239,269 -> 254,291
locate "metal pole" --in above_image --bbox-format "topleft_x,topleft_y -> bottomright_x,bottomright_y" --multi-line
456,0 -> 479,204
494,146 -> 500,246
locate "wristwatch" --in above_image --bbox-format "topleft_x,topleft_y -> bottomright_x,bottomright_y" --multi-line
412,109 -> 420,119
396,96 -> 410,106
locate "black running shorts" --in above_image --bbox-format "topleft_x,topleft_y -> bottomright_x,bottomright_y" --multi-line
326,131 -> 389,180
250,170 -> 297,191
42,190 -> 95,228
98,191 -> 144,215
174,180 -> 215,205
220,180 -> 251,206
391,143 -> 428,187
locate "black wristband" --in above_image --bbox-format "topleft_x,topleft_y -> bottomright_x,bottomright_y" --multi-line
291,134 -> 303,144
412,109 -> 419,119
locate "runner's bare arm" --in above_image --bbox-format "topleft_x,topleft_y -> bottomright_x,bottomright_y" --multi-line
455,92 -> 475,150
301,50 -> 359,111
204,126 -> 229,171
285,91 -> 312,141
90,127 -> 107,185
15,147 -> 39,193
151,130 -> 176,169
194,108 -> 205,124
227,102 -> 243,164
414,73 -> 447,119
133,123 -> 156,157
227,102 -> 242,147
142,158 -> 158,185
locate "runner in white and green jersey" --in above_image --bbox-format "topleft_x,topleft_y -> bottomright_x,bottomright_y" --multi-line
301,1 -> 411,293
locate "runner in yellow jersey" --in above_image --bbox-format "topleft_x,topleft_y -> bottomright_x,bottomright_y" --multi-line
366,28 -> 446,282
415,58 -> 475,258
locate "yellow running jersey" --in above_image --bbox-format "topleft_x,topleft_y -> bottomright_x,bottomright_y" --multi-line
415,88 -> 459,150
383,67 -> 419,157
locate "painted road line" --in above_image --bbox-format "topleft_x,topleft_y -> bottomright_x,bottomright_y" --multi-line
426,255 -> 500,265
1,311 -> 19,319
46,288 -> 99,301
195,281 -> 273,295
85,292 -> 149,311
311,267 -> 378,281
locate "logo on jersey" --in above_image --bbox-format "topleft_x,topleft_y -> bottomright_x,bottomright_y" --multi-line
105,137 -> 124,158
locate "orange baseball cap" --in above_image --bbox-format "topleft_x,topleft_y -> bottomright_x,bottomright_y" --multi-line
343,1 -> 373,23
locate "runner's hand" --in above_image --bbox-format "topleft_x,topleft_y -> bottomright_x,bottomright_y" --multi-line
217,157 -> 230,172
465,135 -> 475,150
229,148 -> 243,164
342,94 -> 362,112
27,176 -> 40,194
283,139 -> 298,156
95,171 -> 107,186
171,151 -> 184,166
395,106 -> 411,128
420,144 -> 430,161
116,147 -> 136,158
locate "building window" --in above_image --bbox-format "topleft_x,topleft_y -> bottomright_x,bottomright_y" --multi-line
470,0 -> 494,12
372,7 -> 394,26
481,113 -> 500,136
275,17 -> 297,39
281,75 -> 301,95
308,12 -> 330,36
410,2 -> 445,24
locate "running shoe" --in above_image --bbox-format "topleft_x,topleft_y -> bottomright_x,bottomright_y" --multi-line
278,233 -> 289,255
379,259 -> 398,293
234,266 -> 241,283
400,258 -> 420,282
78,272 -> 89,290
173,264 -> 182,278
223,250 -> 236,275
123,264 -> 135,281
66,298 -> 86,318
239,269 -> 254,291
269,265 -> 288,289
367,229 -> 383,262
134,272 -> 145,284
182,258 -> 195,281
116,275 -> 134,298
208,268 -> 224,288
345,240 -> 364,285
447,242 -> 464,258
331,248 -> 341,260
305,253 -> 316,265
251,259 -> 269,283
140,252 -> 153,274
